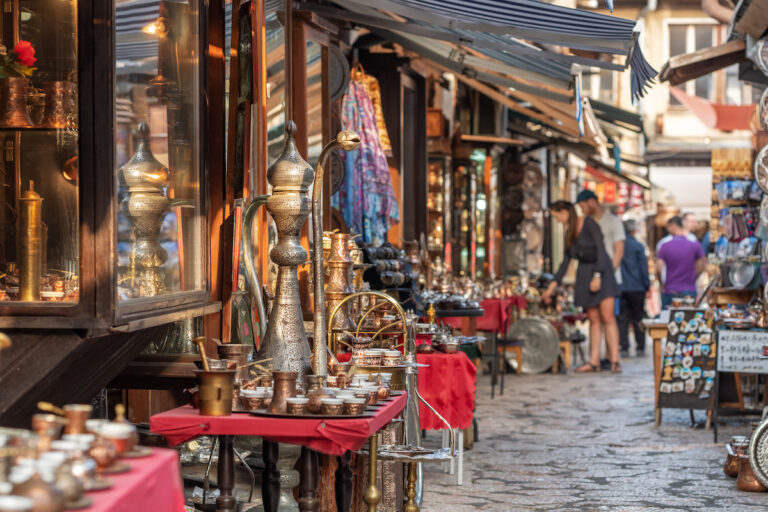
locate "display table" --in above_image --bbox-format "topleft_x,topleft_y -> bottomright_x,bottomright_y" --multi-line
416,352 -> 476,431
150,393 -> 407,512
440,297 -> 526,335
644,319 -> 669,426
87,448 -> 186,512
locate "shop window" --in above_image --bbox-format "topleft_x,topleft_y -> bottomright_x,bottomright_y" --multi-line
115,0 -> 204,302
667,22 -> 717,105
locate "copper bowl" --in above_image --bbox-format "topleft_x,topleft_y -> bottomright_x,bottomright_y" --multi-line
286,398 -> 309,415
343,399 -> 367,416
320,398 -> 344,416
332,362 -> 351,376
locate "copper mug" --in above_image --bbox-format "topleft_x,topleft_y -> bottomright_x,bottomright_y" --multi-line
99,423 -> 134,456
737,455 -> 767,492
63,404 -> 92,435
41,80 -> 76,129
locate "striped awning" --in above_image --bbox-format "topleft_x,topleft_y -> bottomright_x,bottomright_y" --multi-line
320,0 -> 655,99
116,0 -> 160,62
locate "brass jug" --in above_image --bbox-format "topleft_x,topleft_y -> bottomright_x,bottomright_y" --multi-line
267,370 -> 297,414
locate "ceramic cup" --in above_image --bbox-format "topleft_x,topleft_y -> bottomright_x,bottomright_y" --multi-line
320,398 -> 344,416
85,419 -> 109,435
239,389 -> 265,411
0,496 -> 34,512
286,397 -> 309,415
326,376 -> 340,388
343,398 -> 367,416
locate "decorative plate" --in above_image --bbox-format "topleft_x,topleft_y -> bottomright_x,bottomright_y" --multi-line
754,145 -> 768,194
760,88 -> 768,131
755,38 -> 768,78
750,419 -> 768,487
329,44 -> 350,102
330,149 -> 345,195
506,317 -> 560,374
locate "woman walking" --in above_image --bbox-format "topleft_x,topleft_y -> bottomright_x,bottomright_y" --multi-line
542,201 -> 622,373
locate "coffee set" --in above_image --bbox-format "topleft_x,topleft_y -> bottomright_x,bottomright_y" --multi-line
0,403 -> 152,512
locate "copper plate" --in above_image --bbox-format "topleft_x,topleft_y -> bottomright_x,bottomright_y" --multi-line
750,419 -> 768,487
120,445 -> 153,459
98,461 -> 131,475
249,409 -> 375,419
64,496 -> 93,510
84,477 -> 113,491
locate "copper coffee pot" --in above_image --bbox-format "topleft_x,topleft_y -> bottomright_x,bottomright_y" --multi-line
737,454 -> 767,492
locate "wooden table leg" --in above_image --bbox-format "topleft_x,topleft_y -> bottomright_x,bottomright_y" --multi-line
298,447 -> 320,511
363,435 -> 381,512
262,440 -> 280,512
216,435 -> 236,512
335,451 -> 353,512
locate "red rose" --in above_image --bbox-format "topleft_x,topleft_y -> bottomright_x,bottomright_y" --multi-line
13,40 -> 35,67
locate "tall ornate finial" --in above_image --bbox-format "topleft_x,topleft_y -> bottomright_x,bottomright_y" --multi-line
257,121 -> 315,381
118,121 -> 170,297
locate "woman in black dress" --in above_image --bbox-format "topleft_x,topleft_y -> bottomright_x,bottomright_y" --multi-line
542,201 -> 621,373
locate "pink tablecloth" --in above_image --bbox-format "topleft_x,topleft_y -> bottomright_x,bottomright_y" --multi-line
86,448 -> 186,512
150,393 -> 406,457
441,297 -> 527,334
417,352 -> 476,431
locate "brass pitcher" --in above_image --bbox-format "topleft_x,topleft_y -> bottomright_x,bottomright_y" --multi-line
0,77 -> 33,128
194,370 -> 236,416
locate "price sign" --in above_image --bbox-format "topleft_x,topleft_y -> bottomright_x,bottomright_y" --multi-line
717,330 -> 768,374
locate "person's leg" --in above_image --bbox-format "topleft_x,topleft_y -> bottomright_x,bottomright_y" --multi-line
599,296 -> 620,367
579,306 -> 602,370
628,291 -> 646,352
618,293 -> 631,353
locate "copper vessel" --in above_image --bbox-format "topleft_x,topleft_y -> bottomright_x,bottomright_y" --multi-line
256,122 -> 313,380
326,233 -> 355,337
724,444 -> 739,477
737,455 -> 767,491
11,472 -> 66,512
0,77 -> 33,128
117,122 -> 170,297
194,370 -> 236,416
62,405 -> 92,435
18,181 -> 43,301
31,414 -> 66,453
216,344 -> 252,385
304,375 -> 331,414
267,370 -> 297,414
88,436 -> 118,471
41,81 -> 76,129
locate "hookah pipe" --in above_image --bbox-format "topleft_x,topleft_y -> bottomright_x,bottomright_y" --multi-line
310,131 -> 359,376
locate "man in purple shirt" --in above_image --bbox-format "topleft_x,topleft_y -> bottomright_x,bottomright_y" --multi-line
657,216 -> 707,309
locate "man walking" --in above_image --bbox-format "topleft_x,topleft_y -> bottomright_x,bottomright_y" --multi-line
657,216 -> 707,309
619,220 -> 650,357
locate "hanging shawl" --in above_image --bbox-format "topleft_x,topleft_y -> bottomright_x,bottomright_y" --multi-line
355,68 -> 393,157
338,79 -> 400,245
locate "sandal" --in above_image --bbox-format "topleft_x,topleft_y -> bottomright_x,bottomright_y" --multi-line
611,362 -> 622,374
575,363 -> 599,373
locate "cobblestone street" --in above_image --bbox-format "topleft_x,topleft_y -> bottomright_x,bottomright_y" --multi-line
420,355 -> 767,512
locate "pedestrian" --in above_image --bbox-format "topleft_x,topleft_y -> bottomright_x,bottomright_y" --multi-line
656,216 -> 707,309
542,201 -> 622,373
656,212 -> 698,251
619,220 -> 649,357
576,189 -> 625,286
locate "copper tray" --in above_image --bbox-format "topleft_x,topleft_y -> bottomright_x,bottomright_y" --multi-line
248,409 -> 376,419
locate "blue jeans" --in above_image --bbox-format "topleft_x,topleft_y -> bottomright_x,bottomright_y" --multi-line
661,291 -> 696,310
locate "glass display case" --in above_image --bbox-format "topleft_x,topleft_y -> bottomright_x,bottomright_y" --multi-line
0,0 -> 213,329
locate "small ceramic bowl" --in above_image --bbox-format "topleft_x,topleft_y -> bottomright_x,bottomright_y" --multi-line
286,397 -> 309,415
320,398 -> 344,415
326,376 -> 340,388
0,496 -> 34,512
239,389 -> 265,410
62,434 -> 95,447
85,419 -> 109,435
343,398 -> 367,416
335,390 -> 357,400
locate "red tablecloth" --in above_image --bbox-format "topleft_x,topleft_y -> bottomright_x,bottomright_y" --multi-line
416,352 -> 476,431
86,448 -> 186,512
441,297 -> 526,334
150,393 -> 406,457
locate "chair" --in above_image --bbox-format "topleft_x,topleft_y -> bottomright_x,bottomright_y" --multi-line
553,340 -> 572,373
491,333 -> 523,398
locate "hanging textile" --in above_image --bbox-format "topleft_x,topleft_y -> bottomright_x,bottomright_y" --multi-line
337,75 -> 399,245
354,67 -> 393,157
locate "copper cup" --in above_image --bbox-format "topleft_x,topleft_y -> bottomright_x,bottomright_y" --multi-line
99,423 -> 134,456
286,398 -> 309,415
320,398 -> 344,415
31,414 -> 67,452
63,404 -> 92,435
737,455 -> 767,492
343,398 -> 367,415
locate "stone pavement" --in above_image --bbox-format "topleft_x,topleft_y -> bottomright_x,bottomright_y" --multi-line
420,354 -> 768,512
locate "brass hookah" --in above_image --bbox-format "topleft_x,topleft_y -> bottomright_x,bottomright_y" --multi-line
118,122 -> 170,297
241,122 -> 359,380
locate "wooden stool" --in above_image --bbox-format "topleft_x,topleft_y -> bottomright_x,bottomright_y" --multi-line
494,338 -> 523,397
553,341 -> 572,373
